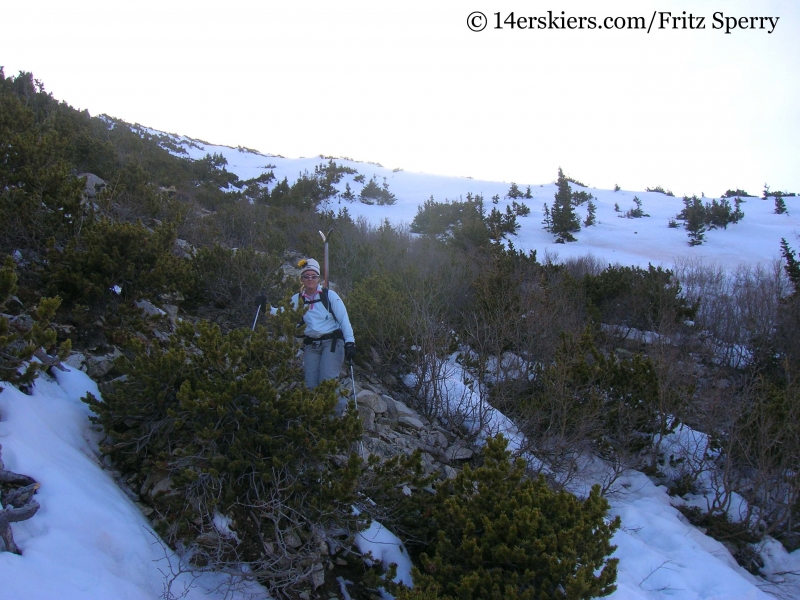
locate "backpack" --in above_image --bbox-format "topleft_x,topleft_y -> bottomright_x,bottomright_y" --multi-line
298,287 -> 344,350
298,287 -> 339,325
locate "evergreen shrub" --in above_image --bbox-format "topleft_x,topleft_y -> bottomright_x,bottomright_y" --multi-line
84,315 -> 365,594
404,435 -> 619,600
45,219 -> 192,307
582,264 -> 696,332
0,256 -> 70,389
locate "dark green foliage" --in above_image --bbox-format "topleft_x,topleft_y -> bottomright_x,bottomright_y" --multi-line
0,72 -> 85,254
541,203 -> 553,230
486,206 -> 520,241
675,195 -> 744,245
775,196 -> 788,215
511,200 -> 531,217
571,190 -> 594,206
524,185 -> 533,199
722,189 -> 755,198
348,271 -> 414,365
513,330 -> 680,466
565,174 -> 589,188
45,219 -> 192,307
613,184 -> 621,192
506,182 -> 524,199
763,184 -> 797,200
728,374 -> 800,547
0,256 -> 70,389
781,239 -> 800,295
584,200 -> 597,227
623,196 -> 649,218
582,264 -> 696,332
410,195 -> 492,249
678,195 -> 707,246
340,181 -> 356,201
359,175 -> 396,205
549,168 -> 580,243
189,244 -> 286,326
646,185 -> 674,197
407,436 -> 619,600
314,159 -> 358,185
192,152 -> 240,189
84,316 -> 364,593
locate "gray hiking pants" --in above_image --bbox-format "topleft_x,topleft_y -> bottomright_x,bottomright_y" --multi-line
304,338 -> 348,415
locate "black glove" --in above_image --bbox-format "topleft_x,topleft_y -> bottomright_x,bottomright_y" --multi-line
344,342 -> 356,361
254,293 -> 267,310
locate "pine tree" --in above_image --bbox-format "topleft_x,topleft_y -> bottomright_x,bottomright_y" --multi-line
506,182 -> 524,199
775,194 -> 788,215
542,202 -> 553,231
680,195 -> 707,246
584,199 -> 597,227
340,181 -> 355,201
550,168 -> 580,242
83,315 -> 427,596
780,238 -> 800,294
407,435 -> 619,600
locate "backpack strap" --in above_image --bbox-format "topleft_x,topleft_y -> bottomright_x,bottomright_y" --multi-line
299,288 -> 339,325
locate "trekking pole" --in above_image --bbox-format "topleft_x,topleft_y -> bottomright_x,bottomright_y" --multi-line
252,288 -> 266,331
350,359 -> 358,410
350,357 -> 365,458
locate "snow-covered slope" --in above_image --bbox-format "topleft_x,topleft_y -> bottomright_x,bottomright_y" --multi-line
148,129 -> 800,271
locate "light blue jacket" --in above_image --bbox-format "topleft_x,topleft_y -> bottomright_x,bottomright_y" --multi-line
277,286 -> 355,343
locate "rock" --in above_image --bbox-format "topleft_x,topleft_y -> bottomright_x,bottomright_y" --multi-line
398,415 -> 425,430
85,347 -> 123,379
78,173 -> 106,199
441,465 -> 458,479
149,476 -> 174,498
357,391 -> 387,414
173,239 -> 195,259
310,563 -> 325,589
64,352 -> 86,371
162,304 -> 180,326
445,444 -> 473,461
426,430 -> 449,449
358,405 -> 376,432
135,299 -> 165,317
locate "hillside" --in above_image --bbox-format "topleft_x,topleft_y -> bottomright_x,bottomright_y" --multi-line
2,70 -> 800,600
144,126 -> 800,271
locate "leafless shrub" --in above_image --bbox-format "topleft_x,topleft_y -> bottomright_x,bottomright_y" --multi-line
674,258 -> 789,368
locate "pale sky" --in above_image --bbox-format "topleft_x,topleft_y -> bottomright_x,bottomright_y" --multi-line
2,0 -> 798,198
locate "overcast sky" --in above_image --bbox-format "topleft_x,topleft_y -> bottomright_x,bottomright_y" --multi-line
3,0 -> 798,198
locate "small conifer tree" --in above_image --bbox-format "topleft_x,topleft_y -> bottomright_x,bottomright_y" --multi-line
340,181 -> 356,201
542,203 -> 553,231
506,182 -> 524,199
0,256 -> 70,389
550,168 -> 580,242
407,435 -> 619,600
83,312 -> 370,595
584,199 -> 597,227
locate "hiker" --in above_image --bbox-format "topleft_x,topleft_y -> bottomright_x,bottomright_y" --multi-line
259,258 -> 356,414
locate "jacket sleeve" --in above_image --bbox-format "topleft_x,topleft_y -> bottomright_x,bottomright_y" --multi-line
328,291 -> 355,343
269,293 -> 300,315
